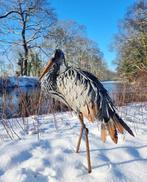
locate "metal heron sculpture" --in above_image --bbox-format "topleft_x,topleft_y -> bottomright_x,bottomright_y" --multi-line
39,49 -> 134,173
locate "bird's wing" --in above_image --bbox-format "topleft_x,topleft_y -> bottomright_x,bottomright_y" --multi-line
57,67 -> 113,121
80,69 -> 134,142
57,67 -> 134,143
78,69 -> 116,119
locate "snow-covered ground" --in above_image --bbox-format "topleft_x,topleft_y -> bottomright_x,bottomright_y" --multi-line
0,103 -> 147,182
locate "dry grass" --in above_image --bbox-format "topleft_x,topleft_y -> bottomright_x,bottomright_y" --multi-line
111,83 -> 147,106
0,80 -> 147,141
0,81 -> 69,141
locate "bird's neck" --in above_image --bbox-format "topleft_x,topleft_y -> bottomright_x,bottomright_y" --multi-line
59,63 -> 67,74
45,63 -> 67,79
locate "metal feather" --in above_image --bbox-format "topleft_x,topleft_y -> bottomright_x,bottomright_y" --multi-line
40,51 -> 134,143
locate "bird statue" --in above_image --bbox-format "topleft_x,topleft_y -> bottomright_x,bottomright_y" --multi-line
39,49 -> 134,173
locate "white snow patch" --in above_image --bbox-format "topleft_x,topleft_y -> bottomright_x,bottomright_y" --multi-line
0,104 -> 147,182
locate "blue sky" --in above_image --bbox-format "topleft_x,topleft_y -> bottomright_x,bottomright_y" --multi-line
51,0 -> 135,71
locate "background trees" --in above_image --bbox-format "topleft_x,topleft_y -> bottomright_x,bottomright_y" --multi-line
0,0 -> 116,80
113,0 -> 147,82
45,20 -> 110,80
0,0 -> 57,76
16,51 -> 43,76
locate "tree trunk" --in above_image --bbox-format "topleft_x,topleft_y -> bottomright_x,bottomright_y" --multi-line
22,27 -> 29,75
19,2 -> 29,76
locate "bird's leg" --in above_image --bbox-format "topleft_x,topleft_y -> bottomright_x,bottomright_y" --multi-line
76,113 -> 92,173
76,125 -> 83,153
85,126 -> 92,173
76,113 -> 84,153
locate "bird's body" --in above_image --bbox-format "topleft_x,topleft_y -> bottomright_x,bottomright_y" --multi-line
42,66 -> 112,122
40,49 -> 134,173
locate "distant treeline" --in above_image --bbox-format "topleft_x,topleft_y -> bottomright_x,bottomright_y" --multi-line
113,0 -> 147,85
0,0 -> 146,84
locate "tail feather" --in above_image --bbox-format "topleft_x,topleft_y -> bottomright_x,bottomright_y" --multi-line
101,123 -> 107,143
107,122 -> 118,144
113,120 -> 124,134
113,113 -> 135,137
99,97 -> 134,144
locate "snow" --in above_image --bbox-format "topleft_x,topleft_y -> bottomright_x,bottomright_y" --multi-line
102,80 -> 122,84
0,76 -> 39,89
0,104 -> 147,182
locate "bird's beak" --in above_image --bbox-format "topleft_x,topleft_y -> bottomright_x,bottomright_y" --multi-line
39,59 -> 53,81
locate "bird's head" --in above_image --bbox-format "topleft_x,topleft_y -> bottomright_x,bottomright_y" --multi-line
39,49 -> 66,80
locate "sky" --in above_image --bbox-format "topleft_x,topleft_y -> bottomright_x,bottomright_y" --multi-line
51,0 -> 135,71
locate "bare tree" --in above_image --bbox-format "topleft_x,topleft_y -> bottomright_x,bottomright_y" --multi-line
0,0 -> 57,75
45,20 -> 109,79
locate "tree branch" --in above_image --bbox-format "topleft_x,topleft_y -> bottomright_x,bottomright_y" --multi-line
0,11 -> 20,19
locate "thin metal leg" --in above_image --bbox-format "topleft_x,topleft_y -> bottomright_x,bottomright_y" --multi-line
85,127 -> 92,173
76,126 -> 83,153
76,113 -> 92,173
